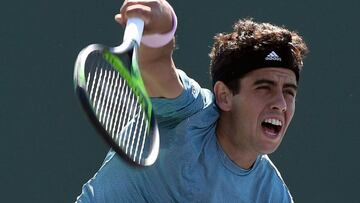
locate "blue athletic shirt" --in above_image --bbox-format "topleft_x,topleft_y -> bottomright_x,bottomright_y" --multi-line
76,69 -> 294,203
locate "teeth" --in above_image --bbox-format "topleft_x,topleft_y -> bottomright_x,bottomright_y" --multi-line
264,118 -> 282,126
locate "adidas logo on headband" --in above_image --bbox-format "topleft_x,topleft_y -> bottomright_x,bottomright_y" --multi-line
265,51 -> 282,61
212,48 -> 300,86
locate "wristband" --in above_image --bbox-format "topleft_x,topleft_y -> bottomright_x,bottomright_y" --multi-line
141,2 -> 177,48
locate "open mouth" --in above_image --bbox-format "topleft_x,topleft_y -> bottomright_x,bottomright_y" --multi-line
261,118 -> 282,138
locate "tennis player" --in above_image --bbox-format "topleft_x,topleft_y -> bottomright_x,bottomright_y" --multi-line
76,0 -> 308,202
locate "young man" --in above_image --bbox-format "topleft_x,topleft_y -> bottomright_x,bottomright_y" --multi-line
76,0 -> 308,202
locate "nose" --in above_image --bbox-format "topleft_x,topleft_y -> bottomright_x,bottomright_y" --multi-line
271,92 -> 287,112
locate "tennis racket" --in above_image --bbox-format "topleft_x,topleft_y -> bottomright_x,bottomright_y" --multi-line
74,18 -> 159,167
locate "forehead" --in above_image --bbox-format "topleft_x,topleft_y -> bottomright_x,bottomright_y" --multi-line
243,67 -> 297,84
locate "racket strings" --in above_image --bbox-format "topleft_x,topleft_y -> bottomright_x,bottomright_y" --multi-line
105,71 -> 118,132
124,97 -> 148,162
86,55 -> 150,164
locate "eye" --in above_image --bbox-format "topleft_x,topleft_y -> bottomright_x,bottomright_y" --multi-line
256,86 -> 270,90
284,89 -> 296,97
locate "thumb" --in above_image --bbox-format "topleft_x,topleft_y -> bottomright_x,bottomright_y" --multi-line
114,14 -> 125,25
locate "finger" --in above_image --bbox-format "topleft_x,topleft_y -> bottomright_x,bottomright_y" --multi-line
119,0 -> 130,13
117,2 -> 152,27
120,0 -> 159,13
122,4 -> 152,25
114,14 -> 125,25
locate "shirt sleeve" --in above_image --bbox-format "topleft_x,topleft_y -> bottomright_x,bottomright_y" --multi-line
75,178 -> 96,203
74,150 -> 150,203
151,69 -> 213,128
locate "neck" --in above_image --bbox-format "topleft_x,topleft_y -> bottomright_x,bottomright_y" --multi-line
216,114 -> 259,170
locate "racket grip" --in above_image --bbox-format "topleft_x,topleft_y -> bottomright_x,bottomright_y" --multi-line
124,17 -> 145,45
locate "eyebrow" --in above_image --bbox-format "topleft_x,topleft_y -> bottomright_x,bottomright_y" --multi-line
253,79 -> 298,90
284,83 -> 298,91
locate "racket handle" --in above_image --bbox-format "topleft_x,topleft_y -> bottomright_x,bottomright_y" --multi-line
123,17 -> 144,45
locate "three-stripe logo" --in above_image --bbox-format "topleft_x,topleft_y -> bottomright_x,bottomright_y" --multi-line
265,51 -> 282,61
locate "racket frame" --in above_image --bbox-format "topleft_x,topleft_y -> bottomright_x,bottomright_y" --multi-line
74,18 -> 159,167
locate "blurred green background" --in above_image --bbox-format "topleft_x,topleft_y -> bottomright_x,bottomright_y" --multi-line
1,0 -> 359,202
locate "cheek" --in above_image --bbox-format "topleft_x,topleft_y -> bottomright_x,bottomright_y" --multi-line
232,93 -> 265,127
286,102 -> 296,123
235,98 -> 263,127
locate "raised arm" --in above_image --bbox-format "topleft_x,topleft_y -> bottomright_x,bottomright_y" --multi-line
115,0 -> 183,98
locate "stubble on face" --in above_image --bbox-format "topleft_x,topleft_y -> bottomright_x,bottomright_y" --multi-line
216,67 -> 297,169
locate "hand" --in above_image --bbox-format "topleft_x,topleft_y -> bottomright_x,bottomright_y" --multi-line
115,0 -> 173,35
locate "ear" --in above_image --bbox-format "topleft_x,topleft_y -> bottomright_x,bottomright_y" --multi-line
213,81 -> 233,111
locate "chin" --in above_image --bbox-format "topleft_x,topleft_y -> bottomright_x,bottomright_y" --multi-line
258,140 -> 282,155
259,130 -> 285,154
261,147 -> 278,155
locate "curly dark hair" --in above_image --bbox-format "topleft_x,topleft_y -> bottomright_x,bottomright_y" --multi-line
209,18 -> 308,94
